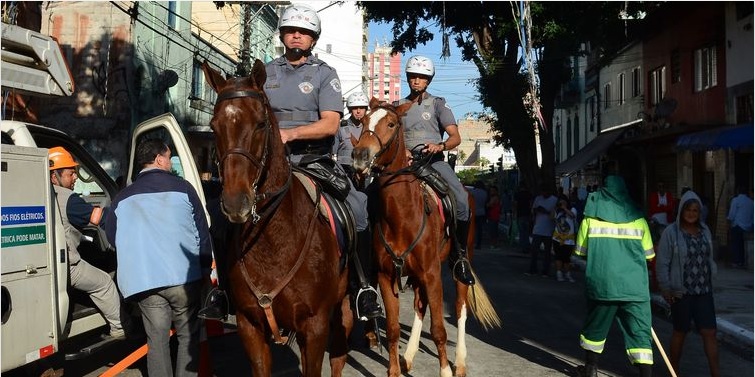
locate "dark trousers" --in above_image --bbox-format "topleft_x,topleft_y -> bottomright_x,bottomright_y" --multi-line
517,217 -> 531,252
475,215 -> 486,248
729,225 -> 746,265
529,235 -> 552,275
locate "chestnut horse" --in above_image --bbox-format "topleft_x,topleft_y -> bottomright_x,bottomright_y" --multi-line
352,98 -> 501,377
202,60 -> 353,376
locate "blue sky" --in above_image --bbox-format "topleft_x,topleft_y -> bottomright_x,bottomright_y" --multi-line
367,21 -> 485,118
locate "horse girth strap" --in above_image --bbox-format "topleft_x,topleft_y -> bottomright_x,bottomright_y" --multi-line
377,206 -> 428,293
236,198 -> 320,345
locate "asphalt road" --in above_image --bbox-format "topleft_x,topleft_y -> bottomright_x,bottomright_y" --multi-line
11,245 -> 753,376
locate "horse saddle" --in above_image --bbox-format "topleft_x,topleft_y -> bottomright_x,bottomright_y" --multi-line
414,164 -> 456,234
293,171 -> 356,267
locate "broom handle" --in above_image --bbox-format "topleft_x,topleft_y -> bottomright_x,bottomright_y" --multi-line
651,327 -> 677,377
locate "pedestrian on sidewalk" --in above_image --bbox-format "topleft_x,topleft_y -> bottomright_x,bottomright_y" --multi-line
657,190 -> 720,377
528,183 -> 557,277
470,181 -> 488,249
552,198 -> 577,282
574,175 -> 654,377
486,186 -> 502,248
727,186 -> 753,268
514,183 -> 532,254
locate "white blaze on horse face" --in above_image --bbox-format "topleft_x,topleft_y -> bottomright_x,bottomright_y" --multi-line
367,108 -> 388,132
223,104 -> 243,119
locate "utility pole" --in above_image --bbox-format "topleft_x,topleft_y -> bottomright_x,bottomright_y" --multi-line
238,2 -> 252,76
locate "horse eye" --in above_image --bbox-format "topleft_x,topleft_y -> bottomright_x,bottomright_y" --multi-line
388,122 -> 395,128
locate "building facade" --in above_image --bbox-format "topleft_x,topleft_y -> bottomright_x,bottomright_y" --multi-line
368,41 -> 402,103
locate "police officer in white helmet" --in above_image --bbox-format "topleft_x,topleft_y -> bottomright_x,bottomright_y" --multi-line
334,91 -> 369,184
199,4 -> 382,323
396,55 -> 475,285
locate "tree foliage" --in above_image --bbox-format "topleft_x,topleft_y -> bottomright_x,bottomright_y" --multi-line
358,1 -> 655,192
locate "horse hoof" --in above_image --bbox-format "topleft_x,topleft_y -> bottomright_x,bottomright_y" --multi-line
454,365 -> 467,377
365,333 -> 379,349
399,356 -> 412,372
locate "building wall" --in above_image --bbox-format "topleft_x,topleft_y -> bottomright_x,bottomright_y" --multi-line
368,42 -> 402,103
642,2 -> 726,126
296,1 -> 366,111
599,42 -> 644,130
39,1 -> 237,180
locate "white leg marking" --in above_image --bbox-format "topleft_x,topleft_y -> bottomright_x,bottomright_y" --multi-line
455,304 -> 468,368
403,312 -> 424,365
367,108 -> 388,132
440,364 -> 453,377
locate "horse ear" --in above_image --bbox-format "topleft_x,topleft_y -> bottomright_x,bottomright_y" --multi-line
369,96 -> 380,110
201,61 -> 225,94
396,102 -> 413,117
251,59 -> 267,87
350,134 -> 359,147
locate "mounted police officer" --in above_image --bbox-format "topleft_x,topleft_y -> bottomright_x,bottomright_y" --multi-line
395,55 -> 475,286
200,4 -> 382,322
334,91 -> 369,185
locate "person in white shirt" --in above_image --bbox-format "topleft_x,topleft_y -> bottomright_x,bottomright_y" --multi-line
727,186 -> 754,268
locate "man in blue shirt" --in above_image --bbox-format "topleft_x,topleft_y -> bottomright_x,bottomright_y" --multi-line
104,139 -> 212,377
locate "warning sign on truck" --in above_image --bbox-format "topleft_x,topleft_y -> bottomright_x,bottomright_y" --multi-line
1,206 -> 47,248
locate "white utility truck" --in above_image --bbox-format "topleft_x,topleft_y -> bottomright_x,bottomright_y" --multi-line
1,22 -> 208,373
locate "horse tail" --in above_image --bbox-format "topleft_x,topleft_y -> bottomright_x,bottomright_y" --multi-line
466,269 -> 502,331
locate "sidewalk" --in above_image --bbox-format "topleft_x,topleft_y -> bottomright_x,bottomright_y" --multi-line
493,240 -> 754,356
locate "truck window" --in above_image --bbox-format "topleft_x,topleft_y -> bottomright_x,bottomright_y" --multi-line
73,163 -> 106,197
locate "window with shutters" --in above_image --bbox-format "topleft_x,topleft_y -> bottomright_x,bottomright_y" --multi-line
603,83 -> 611,109
649,66 -> 666,106
694,46 -> 717,92
631,67 -> 642,97
618,73 -> 625,105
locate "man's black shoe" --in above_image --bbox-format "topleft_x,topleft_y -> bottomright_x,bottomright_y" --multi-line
198,289 -> 229,321
452,258 -> 476,286
356,289 -> 383,321
575,365 -> 598,377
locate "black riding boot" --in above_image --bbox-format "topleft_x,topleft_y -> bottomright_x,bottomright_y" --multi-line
449,220 -> 475,285
352,229 -> 383,321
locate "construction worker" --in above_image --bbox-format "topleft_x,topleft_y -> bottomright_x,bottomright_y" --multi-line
49,146 -> 128,339
574,175 -> 655,377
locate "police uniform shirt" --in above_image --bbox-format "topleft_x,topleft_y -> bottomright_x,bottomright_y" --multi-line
264,55 -> 344,130
397,93 -> 456,150
334,117 -> 363,165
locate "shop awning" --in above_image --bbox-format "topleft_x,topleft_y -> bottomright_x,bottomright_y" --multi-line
555,127 -> 628,176
676,124 -> 754,151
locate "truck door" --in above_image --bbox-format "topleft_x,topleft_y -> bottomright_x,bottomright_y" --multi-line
128,113 -> 211,226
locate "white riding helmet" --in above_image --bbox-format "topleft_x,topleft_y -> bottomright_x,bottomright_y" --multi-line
278,4 -> 321,38
346,92 -> 369,108
405,55 -> 435,79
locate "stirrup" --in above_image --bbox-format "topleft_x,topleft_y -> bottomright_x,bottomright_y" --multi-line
355,286 -> 383,321
198,288 -> 229,322
451,257 -> 476,286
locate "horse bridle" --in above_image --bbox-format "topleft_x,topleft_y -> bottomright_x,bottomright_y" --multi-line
215,88 -> 291,225
360,105 -> 404,176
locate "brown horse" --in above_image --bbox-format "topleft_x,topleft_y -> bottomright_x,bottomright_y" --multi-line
352,98 -> 501,377
202,60 -> 353,376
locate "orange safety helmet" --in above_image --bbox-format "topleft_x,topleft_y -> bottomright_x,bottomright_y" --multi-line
48,146 -> 78,171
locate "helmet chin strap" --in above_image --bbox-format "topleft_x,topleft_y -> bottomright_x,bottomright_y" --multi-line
410,89 -> 426,105
286,47 -> 312,61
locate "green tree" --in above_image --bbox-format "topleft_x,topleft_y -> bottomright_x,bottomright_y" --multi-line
478,157 -> 490,168
359,1 -> 654,192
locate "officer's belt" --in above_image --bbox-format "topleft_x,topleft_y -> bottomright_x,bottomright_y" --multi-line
274,111 -> 319,122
